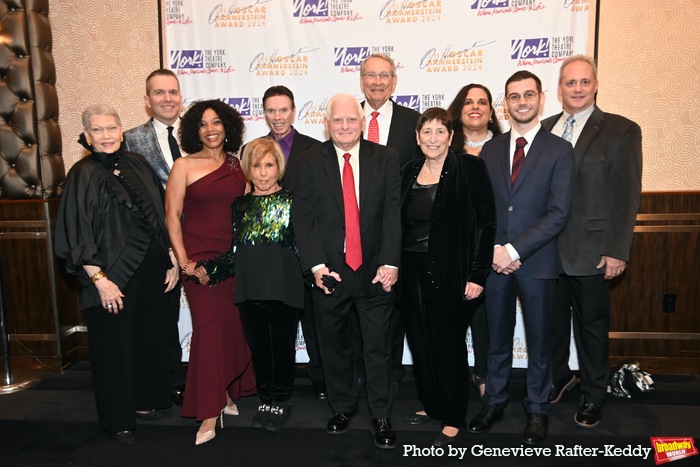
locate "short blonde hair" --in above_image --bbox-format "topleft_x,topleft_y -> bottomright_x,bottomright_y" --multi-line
241,137 -> 286,181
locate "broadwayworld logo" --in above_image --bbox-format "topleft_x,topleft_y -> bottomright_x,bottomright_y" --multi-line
650,437 -> 699,465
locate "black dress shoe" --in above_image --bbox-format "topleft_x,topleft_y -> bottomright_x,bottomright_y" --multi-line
523,413 -> 548,444
327,409 -> 358,434
467,404 -> 504,434
371,418 -> 396,449
574,402 -> 602,428
172,384 -> 185,406
135,410 -> 163,421
312,381 -> 328,400
111,430 -> 135,444
403,411 -> 431,425
548,372 -> 578,403
433,428 -> 460,447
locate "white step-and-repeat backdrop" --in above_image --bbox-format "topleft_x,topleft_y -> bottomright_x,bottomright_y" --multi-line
167,0 -> 590,368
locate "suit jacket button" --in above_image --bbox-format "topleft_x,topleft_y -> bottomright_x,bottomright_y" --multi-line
508,206 -> 514,211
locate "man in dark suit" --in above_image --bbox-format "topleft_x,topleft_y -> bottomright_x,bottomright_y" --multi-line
359,53 -> 420,390
253,85 -> 324,399
123,69 -> 186,408
467,71 -> 574,444
292,93 -> 401,449
542,55 -> 642,427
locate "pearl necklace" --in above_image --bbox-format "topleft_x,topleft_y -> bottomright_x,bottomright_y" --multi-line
465,130 -> 493,149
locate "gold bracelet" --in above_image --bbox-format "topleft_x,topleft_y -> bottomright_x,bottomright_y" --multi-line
90,271 -> 106,283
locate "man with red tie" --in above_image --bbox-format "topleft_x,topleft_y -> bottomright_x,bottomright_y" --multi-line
292,93 -> 401,449
467,71 -> 574,444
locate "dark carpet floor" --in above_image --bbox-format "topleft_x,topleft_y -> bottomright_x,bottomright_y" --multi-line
1,364 -> 699,467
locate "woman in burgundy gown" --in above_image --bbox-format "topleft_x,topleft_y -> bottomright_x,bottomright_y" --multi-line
166,100 -> 256,445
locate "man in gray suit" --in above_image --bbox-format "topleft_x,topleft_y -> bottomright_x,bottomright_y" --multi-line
124,69 -> 186,406
542,55 -> 642,428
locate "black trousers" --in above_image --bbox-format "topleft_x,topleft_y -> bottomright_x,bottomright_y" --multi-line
470,299 -> 489,379
238,300 -> 301,403
299,286 -> 324,386
166,286 -> 187,386
84,241 -> 172,433
401,251 -> 474,428
552,274 -> 610,406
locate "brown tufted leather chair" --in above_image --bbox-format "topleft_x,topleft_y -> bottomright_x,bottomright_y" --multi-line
0,0 -> 64,199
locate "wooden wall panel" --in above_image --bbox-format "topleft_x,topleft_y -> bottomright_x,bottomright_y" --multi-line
609,192 -> 700,375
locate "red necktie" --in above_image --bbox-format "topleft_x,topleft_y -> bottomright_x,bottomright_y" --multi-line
511,136 -> 527,184
342,153 -> 362,271
367,111 -> 379,143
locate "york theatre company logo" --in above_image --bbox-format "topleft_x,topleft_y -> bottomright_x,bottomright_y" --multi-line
249,47 -> 319,77
471,0 -> 546,16
511,36 -> 574,66
170,49 -> 234,76
379,0 -> 443,24
208,0 -> 268,28
165,0 -> 192,25
293,0 -> 362,24
394,95 -> 421,113
334,46 -> 370,74
222,97 -> 264,122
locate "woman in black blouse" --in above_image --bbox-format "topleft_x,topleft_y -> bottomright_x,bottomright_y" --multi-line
55,105 -> 179,444
400,107 -> 496,447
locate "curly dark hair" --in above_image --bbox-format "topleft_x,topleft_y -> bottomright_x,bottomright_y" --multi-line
179,99 -> 245,154
446,84 -> 502,153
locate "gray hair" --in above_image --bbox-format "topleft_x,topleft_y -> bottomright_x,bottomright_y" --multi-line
559,54 -> 598,83
82,104 -> 122,129
360,53 -> 397,76
325,93 -> 363,120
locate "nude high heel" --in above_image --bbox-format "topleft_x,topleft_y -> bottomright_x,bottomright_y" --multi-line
223,402 -> 239,416
195,410 -> 224,445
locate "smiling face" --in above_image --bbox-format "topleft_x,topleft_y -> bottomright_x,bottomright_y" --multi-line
249,153 -> 280,195
359,56 -> 397,110
505,78 -> 543,131
460,87 -> 492,133
558,59 -> 598,115
416,119 -> 453,161
324,96 -> 365,151
197,108 -> 225,150
264,94 -> 295,140
145,75 -> 182,126
85,114 -> 122,154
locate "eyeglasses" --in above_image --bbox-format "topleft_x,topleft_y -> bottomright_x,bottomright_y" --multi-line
506,91 -> 539,103
361,72 -> 393,80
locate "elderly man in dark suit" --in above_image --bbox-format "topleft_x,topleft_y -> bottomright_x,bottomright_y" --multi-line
123,69 -> 186,408
542,55 -> 642,428
467,71 -> 574,444
252,85 -> 324,399
359,53 -> 420,392
292,93 -> 401,449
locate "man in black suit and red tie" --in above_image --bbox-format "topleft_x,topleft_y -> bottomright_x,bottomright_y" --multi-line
252,85 -> 325,400
359,53 -> 420,394
292,93 -> 401,449
467,70 -> 574,444
542,55 -> 642,428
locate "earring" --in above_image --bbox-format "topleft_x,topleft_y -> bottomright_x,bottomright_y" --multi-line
489,117 -> 493,123
87,139 -> 92,146
120,135 -> 124,142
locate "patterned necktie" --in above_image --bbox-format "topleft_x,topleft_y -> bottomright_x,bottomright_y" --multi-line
167,126 -> 182,161
562,114 -> 575,142
367,111 -> 380,143
511,137 -> 527,185
342,153 -> 362,271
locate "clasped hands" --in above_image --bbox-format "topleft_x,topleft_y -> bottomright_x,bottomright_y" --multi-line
313,265 -> 398,295
492,245 -> 521,275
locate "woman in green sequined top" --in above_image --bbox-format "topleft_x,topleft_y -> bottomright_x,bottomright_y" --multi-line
197,137 -> 303,432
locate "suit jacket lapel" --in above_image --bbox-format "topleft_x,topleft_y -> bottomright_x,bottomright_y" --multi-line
358,140 -> 373,214
497,132 -> 514,194
321,142 -> 344,212
572,106 -> 604,173
511,127 -> 546,194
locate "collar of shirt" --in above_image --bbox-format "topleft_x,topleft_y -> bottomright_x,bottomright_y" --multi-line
333,142 -> 361,205
363,99 -> 393,146
553,104 -> 595,146
151,118 -> 181,167
510,122 -> 541,164
268,126 -> 296,160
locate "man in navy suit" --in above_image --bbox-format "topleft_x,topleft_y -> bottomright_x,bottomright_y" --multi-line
252,85 -> 325,399
123,69 -> 186,407
359,53 -> 420,392
292,93 -> 401,449
467,71 -> 574,444
542,55 -> 642,427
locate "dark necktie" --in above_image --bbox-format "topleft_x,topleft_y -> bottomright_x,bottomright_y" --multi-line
367,111 -> 380,143
167,126 -> 182,161
511,136 -> 527,185
342,153 -> 362,271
